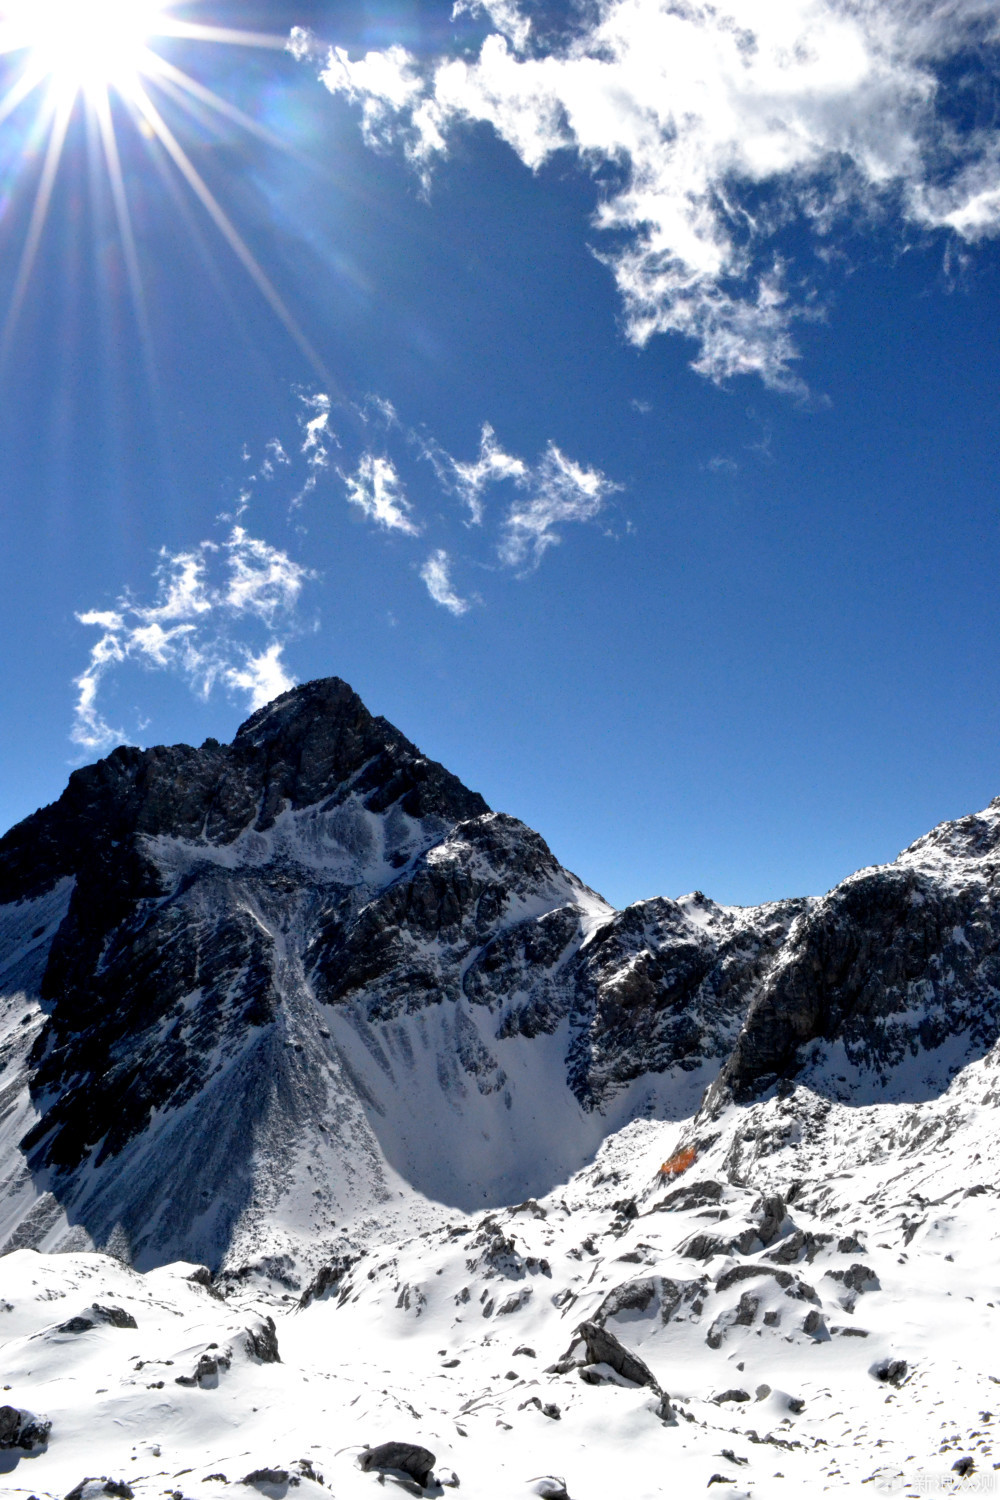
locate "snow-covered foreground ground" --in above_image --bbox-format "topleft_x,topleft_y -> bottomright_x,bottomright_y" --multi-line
6,1076 -> 1000,1500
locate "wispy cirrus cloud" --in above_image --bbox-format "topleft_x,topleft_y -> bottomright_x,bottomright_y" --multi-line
291,0 -> 1000,392
71,391 -> 620,752
73,527 -> 314,754
448,423 -> 527,525
343,452 -> 420,534
498,442 -> 620,570
288,391 -> 619,607
420,549 -> 471,615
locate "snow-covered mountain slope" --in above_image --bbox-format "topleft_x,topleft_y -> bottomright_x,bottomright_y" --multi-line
5,1079 -> 1000,1500
0,679 -> 800,1272
5,677 -> 1000,1494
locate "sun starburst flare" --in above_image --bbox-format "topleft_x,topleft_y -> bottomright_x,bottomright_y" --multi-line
0,0 -> 325,372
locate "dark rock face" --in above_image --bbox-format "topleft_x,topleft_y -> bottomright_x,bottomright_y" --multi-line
565,893 -> 810,1107
706,800 -> 1000,1110
4,673 -> 1000,1271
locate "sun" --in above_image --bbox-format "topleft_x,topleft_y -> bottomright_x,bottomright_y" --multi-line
0,0 -> 326,374
1,0 -> 165,101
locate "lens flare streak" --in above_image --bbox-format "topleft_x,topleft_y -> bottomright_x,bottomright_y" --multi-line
0,0 -> 325,373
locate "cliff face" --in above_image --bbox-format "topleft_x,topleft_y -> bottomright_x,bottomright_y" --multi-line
1,676 -> 998,1274
704,799 -> 1000,1113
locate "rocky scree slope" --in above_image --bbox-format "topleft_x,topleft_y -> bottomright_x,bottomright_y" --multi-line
0,678 -> 802,1273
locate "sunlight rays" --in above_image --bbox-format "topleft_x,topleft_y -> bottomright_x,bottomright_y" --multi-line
0,0 -> 326,376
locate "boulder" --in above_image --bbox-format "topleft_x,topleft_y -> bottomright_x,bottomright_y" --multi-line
64,1483 -> 134,1500
358,1442 -> 436,1488
573,1320 -> 661,1391
244,1317 -> 280,1363
0,1404 -> 51,1450
57,1303 -> 137,1334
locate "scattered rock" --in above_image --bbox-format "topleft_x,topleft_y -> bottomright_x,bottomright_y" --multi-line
65,1482 -> 134,1500
0,1404 -> 51,1451
358,1441 -> 436,1488
826,1264 -> 879,1294
175,1350 -> 232,1387
292,1459 -> 323,1484
240,1469 -> 297,1490
766,1230 -> 834,1265
870,1358 -> 909,1387
496,1287 -> 532,1315
186,1266 -> 225,1301
512,1199 -> 547,1218
518,1396 -> 561,1420
756,1194 -> 788,1247
554,1319 -> 662,1391
653,1180 -> 724,1214
802,1309 -> 828,1338
714,1389 -> 750,1404
592,1274 -> 706,1329
298,1255 -> 356,1309
715,1265 -> 816,1300
528,1478 -> 569,1499
513,1345 -> 536,1358
57,1304 -> 137,1334
244,1317 -> 280,1364
680,1233 -> 733,1261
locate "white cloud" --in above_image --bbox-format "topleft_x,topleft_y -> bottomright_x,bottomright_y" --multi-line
499,442 -> 618,570
420,548 -> 471,614
299,0 -> 1000,389
344,452 -> 420,534
72,527 -> 313,754
452,0 -> 532,53
222,525 -> 310,622
291,391 -> 337,507
450,422 -> 527,523
222,642 -> 296,709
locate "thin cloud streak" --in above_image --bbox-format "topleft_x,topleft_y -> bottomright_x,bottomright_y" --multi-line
420,549 -> 471,614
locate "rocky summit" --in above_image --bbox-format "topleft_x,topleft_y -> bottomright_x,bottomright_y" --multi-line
4,679 -> 1000,1498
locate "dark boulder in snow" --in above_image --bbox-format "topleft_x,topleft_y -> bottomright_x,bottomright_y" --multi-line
565,1320 -> 662,1392
57,1304 -> 137,1334
870,1358 -> 909,1386
244,1316 -> 280,1363
64,1483 -> 134,1500
358,1441 -> 436,1487
0,1403 -> 50,1450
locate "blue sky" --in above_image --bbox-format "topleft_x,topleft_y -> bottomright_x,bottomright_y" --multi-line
2,0 -> 1000,910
